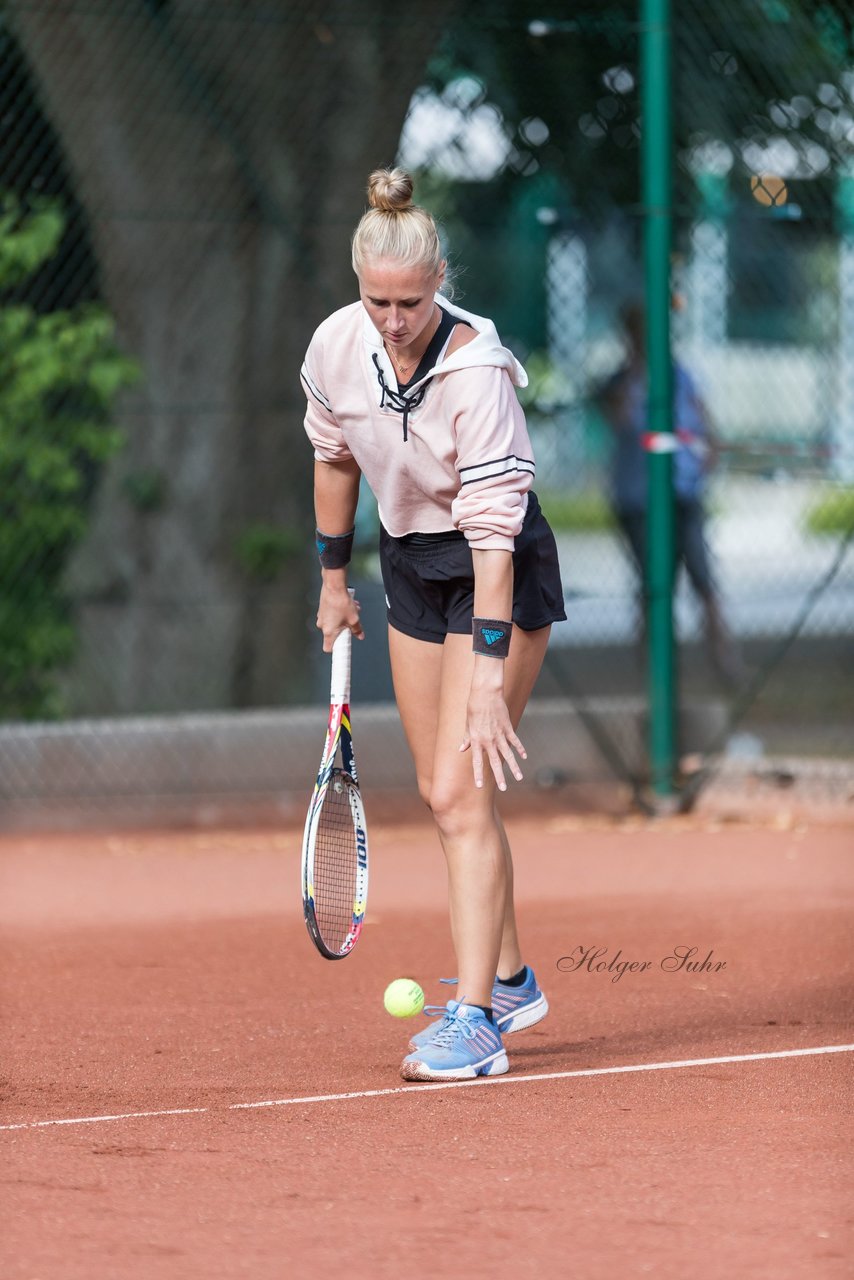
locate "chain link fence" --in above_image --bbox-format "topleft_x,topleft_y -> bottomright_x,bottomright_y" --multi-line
1,1 -> 852,818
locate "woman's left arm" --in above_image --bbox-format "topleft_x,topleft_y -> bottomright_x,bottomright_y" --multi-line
461,547 -> 527,791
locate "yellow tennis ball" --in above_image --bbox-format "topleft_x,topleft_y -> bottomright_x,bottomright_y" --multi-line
383,978 -> 424,1018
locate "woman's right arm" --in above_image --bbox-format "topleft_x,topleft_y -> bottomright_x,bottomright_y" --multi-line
314,457 -> 364,652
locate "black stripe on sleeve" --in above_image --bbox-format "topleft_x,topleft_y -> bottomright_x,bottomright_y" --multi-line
458,454 -> 536,486
300,365 -> 333,413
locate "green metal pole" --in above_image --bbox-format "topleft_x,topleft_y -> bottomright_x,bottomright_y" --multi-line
640,0 -> 676,798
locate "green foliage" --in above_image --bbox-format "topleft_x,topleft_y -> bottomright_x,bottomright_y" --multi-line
420,0 -> 853,250
516,349 -> 575,411
538,490 -> 614,532
0,194 -> 138,719
0,198 -> 64,287
233,524 -> 300,581
804,488 -> 854,536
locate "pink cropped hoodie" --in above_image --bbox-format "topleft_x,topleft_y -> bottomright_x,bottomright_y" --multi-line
301,296 -> 536,552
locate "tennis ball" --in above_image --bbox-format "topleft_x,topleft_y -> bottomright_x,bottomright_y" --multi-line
383,978 -> 425,1018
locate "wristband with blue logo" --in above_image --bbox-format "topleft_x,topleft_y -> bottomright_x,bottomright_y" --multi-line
472,617 -> 512,659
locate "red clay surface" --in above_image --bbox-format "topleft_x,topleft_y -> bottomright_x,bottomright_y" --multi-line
2,812 -> 853,1279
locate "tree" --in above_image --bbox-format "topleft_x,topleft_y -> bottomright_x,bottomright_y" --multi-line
6,0 -> 459,713
398,0 -> 854,351
0,194 -> 137,718
420,0 -> 853,219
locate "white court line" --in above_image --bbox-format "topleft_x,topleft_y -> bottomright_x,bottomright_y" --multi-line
3,1043 -> 853,1134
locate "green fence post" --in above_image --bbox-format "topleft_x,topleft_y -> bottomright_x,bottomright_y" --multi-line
641,0 -> 676,799
834,168 -> 854,484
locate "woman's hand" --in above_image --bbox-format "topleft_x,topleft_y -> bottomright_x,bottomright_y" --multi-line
316,576 -> 364,652
459,658 -> 527,791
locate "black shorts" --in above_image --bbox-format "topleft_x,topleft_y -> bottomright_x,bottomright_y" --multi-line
379,492 -> 567,644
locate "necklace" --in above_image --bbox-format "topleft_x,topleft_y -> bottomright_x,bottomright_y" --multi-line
385,305 -> 439,380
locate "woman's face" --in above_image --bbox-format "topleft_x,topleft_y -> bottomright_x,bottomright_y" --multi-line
358,258 -> 445,350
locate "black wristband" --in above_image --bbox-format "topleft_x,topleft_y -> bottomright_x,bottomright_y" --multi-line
316,528 -> 354,569
472,617 -> 512,659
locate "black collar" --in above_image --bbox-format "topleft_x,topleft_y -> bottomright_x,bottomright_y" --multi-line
371,306 -> 473,442
395,306 -> 463,391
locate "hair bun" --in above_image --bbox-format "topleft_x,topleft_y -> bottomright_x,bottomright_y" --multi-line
367,167 -> 414,213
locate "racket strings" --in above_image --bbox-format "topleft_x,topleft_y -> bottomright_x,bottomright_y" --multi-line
312,770 -> 360,953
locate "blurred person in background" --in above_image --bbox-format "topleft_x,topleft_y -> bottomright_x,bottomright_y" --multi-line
598,300 -> 744,687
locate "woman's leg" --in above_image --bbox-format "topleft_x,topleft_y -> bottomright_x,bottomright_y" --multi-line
389,623 -> 549,1007
386,626 -> 444,805
494,811 -> 522,980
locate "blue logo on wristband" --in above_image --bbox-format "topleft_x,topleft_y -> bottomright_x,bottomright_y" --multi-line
482,627 -> 505,646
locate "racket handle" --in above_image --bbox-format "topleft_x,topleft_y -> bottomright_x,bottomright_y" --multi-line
330,588 -> 355,703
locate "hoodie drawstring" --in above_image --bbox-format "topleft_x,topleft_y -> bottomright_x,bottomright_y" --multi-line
372,353 -> 427,443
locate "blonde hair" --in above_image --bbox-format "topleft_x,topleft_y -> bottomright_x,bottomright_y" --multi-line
351,167 -> 445,279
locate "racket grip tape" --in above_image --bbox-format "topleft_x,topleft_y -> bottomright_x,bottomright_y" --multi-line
330,587 -> 355,703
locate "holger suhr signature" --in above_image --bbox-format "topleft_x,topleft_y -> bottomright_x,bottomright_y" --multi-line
557,945 -> 727,983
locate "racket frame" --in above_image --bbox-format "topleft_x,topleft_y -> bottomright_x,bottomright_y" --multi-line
301,621 -> 369,959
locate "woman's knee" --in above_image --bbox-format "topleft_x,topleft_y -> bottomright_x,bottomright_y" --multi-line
415,775 -> 434,812
428,780 -> 491,840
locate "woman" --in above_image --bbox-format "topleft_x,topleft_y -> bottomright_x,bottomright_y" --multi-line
301,168 -> 566,1082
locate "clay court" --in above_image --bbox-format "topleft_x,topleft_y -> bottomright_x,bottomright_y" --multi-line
2,807 -> 852,1279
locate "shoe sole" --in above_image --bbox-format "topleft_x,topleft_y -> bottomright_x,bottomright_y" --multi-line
400,1048 -> 509,1082
408,992 -> 549,1052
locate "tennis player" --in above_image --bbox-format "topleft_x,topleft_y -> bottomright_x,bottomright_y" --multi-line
301,168 -> 566,1082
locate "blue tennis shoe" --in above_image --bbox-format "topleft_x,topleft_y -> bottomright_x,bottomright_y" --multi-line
408,966 -> 548,1051
400,1000 -> 509,1082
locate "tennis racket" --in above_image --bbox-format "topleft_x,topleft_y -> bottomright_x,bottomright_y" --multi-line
301,610 -> 368,960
